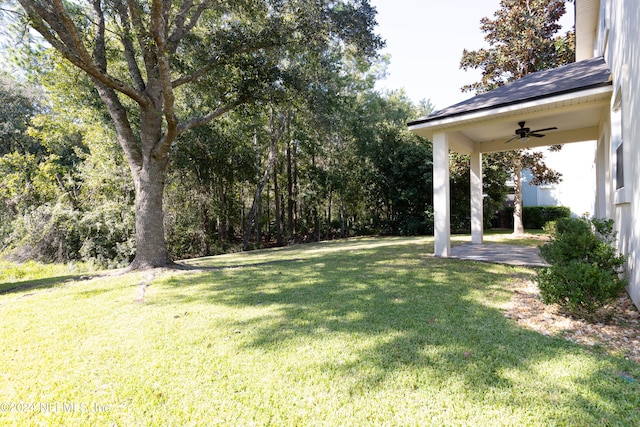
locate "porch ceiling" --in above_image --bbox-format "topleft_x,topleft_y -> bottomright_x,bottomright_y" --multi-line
408,57 -> 613,154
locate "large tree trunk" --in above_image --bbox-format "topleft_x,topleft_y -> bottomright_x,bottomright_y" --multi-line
513,160 -> 525,236
130,155 -> 170,269
92,80 -> 172,269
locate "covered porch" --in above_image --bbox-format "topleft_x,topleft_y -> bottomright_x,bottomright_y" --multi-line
408,57 -> 612,257
450,242 -> 548,267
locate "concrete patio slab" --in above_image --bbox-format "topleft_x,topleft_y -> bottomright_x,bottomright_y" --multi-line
449,243 -> 548,267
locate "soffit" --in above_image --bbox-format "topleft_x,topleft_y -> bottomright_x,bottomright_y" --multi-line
408,57 -> 612,153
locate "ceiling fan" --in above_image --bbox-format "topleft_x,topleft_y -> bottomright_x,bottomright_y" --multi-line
506,121 -> 558,143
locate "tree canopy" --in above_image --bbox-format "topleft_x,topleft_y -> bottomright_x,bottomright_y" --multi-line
10,0 -> 383,268
1,1 -> 443,267
460,0 -> 575,94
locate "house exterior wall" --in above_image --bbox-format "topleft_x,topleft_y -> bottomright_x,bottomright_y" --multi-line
521,142 -> 597,217
594,0 -> 640,308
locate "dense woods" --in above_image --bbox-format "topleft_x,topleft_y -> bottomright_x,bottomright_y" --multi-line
0,46 -> 436,267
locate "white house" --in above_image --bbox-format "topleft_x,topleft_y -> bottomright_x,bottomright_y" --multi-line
408,0 -> 640,310
520,141 -> 597,217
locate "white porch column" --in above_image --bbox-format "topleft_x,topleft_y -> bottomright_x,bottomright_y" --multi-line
433,132 -> 451,257
470,150 -> 483,244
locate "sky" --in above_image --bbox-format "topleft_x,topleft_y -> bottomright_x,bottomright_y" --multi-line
369,0 -> 575,111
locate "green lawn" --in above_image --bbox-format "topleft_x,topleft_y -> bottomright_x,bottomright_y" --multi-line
1,236 -> 638,426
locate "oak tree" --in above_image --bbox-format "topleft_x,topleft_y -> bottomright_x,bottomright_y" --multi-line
14,0 -> 382,268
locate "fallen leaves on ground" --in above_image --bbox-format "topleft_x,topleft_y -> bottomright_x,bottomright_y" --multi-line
504,280 -> 640,363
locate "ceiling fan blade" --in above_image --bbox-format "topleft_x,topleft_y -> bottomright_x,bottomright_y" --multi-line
505,135 -> 520,143
530,127 -> 558,133
529,133 -> 545,138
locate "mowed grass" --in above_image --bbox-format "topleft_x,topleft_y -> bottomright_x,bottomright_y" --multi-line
1,236 -> 638,426
0,260 -> 94,291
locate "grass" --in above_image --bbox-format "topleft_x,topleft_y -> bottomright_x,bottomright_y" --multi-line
0,260 -> 95,294
1,235 -> 638,426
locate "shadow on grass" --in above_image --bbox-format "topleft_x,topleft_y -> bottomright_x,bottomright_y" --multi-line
157,239 -> 639,424
0,274 -> 94,295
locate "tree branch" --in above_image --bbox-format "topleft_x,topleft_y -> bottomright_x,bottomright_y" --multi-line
113,0 -> 146,91
90,0 -> 107,70
171,55 -> 219,88
153,98 -> 245,159
126,0 -> 158,83
150,0 -> 178,153
17,0 -> 148,107
178,98 -> 245,135
168,0 -> 213,51
167,0 -> 194,46
93,79 -> 143,170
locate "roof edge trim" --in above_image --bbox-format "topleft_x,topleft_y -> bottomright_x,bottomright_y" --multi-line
407,84 -> 613,136
407,80 -> 612,128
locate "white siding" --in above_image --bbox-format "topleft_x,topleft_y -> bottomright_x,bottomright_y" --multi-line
595,0 -> 640,308
522,142 -> 597,217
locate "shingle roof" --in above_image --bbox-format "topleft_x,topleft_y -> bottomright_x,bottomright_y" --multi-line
408,57 -> 611,127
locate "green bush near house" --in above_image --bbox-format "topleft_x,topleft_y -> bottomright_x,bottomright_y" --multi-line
524,206 -> 571,229
501,206 -> 571,229
537,216 -> 627,319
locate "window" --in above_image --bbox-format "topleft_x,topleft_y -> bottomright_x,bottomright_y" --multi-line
610,102 -> 623,191
616,143 -> 624,190
612,64 -> 629,205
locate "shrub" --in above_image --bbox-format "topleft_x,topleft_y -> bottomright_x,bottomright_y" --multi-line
4,201 -> 135,268
399,214 -> 434,236
536,216 -> 626,319
78,202 -> 136,268
501,206 -> 571,229
6,202 -> 82,263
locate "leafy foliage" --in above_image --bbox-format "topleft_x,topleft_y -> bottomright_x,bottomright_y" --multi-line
449,153 -> 510,232
501,205 -> 571,229
6,202 -> 81,263
0,50 -> 135,267
537,216 -> 627,319
77,202 -> 136,268
0,73 -> 43,155
351,91 -> 434,235
460,0 -> 574,94
0,41 -> 440,264
9,0 -> 385,268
